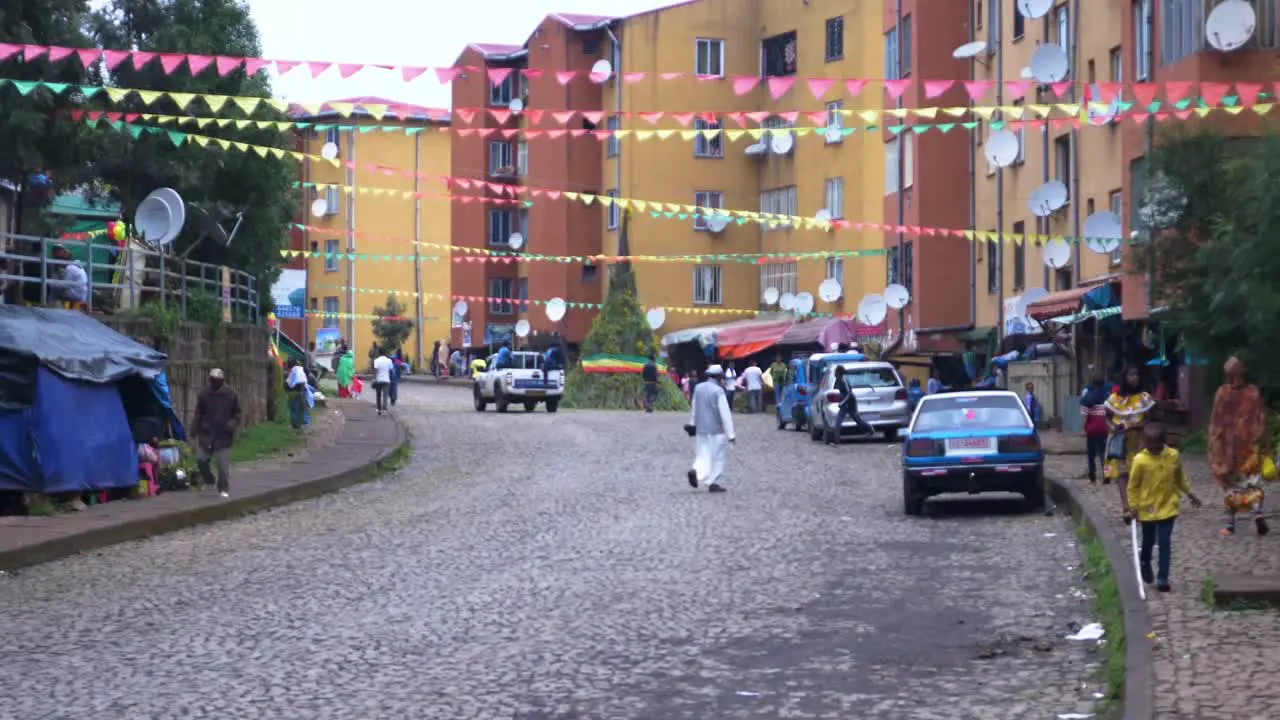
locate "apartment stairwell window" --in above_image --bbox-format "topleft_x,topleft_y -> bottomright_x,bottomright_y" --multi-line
759,261 -> 798,299
695,38 -> 724,77
1161,0 -> 1195,65
693,116 -> 723,158
693,265 -> 722,305
761,31 -> 798,77
759,186 -> 797,229
1133,0 -> 1151,80
489,71 -> 516,106
825,16 -> 844,61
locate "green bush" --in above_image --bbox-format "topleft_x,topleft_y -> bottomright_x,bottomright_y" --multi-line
561,370 -> 688,411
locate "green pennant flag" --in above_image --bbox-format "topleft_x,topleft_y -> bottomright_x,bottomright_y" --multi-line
911,125 -> 928,134
12,81 -> 35,96
990,120 -> 1005,131
937,123 -> 955,133
888,125 -> 906,135
165,130 -> 186,146
44,82 -> 68,94
126,125 -> 143,139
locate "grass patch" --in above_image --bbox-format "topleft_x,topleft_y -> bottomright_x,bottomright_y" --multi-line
1178,429 -> 1206,454
1078,522 -> 1126,710
1201,572 -> 1217,606
229,414 -> 304,464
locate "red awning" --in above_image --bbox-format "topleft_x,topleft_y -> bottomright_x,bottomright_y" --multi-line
715,318 -> 795,359
1026,286 -> 1093,321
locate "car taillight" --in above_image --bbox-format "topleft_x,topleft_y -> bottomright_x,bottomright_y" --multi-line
999,435 -> 1041,453
894,388 -> 907,400
826,391 -> 842,403
906,438 -> 939,457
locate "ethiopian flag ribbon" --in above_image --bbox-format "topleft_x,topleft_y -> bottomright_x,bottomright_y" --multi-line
580,353 -> 667,374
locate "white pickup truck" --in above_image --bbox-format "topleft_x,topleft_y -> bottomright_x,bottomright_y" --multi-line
473,351 -> 564,413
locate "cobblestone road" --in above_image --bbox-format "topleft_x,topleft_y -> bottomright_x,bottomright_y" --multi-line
1,385 -> 1105,719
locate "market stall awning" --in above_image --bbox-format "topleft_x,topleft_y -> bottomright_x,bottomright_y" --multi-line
715,318 -> 796,359
661,322 -> 724,347
777,317 -> 856,349
1045,306 -> 1123,325
1026,286 -> 1094,321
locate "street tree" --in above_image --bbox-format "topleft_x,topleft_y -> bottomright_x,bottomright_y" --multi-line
371,294 -> 413,355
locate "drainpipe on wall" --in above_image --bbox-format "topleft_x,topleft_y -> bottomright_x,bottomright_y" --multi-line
1070,0 -> 1083,287
1040,14 -> 1052,290
994,0 -> 1006,346
346,129 -> 357,357
413,131 -> 424,366
894,0 -> 906,346
1143,0 -> 1155,311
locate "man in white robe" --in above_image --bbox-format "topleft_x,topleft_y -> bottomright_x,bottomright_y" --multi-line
687,365 -> 736,493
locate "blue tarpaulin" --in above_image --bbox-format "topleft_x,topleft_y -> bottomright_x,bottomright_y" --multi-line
150,371 -> 187,441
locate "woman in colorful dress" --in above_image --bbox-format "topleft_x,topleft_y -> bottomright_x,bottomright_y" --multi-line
335,350 -> 355,399
1208,356 -> 1271,536
1105,366 -> 1155,487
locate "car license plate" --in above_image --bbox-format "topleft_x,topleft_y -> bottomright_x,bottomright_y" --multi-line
526,389 -> 545,396
945,437 -> 995,455
861,412 -> 878,421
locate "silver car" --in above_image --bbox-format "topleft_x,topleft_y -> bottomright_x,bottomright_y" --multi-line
808,361 -> 910,442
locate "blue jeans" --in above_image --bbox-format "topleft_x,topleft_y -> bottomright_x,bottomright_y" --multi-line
288,391 -> 304,429
774,386 -> 784,420
1140,517 -> 1176,584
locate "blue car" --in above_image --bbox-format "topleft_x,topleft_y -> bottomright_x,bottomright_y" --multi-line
901,390 -> 1045,515
777,351 -> 870,431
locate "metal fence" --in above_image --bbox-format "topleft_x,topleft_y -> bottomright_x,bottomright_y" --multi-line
0,232 -> 259,322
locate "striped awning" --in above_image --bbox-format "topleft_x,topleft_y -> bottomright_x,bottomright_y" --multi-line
1045,306 -> 1123,325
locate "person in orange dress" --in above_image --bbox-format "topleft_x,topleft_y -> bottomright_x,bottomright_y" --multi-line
1208,356 -> 1270,536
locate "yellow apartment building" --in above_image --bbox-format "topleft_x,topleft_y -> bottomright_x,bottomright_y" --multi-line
295,98 -> 452,367
972,0 -> 1125,336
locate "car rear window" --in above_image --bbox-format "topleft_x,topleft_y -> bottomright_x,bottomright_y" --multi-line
511,353 -> 544,370
837,366 -> 898,388
913,395 -> 1030,432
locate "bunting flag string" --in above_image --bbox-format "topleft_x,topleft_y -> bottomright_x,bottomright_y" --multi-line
71,113 -> 336,165
282,242 -> 887,265
305,295 -> 826,321
0,43 -> 1270,104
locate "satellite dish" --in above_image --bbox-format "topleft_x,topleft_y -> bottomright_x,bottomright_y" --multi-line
985,130 -> 1019,168
1020,66 -> 1033,79
953,41 -> 988,59
514,319 -> 531,337
1029,180 -> 1069,217
321,142 -> 339,160
762,286 -> 780,305
646,307 -> 666,330
1029,43 -> 1070,83
1206,0 -> 1256,52
135,196 -> 175,246
770,130 -> 794,155
149,188 -> 186,239
857,294 -> 888,326
589,58 -> 613,83
814,208 -> 832,224
705,213 -> 729,234
794,292 -> 815,315
818,279 -> 842,303
1017,0 -> 1052,18
1042,238 -> 1072,269
824,127 -> 842,143
884,283 -> 911,309
508,232 -> 524,250
778,291 -> 797,311
311,198 -> 329,217
1083,211 -> 1123,254
509,98 -> 524,114
545,297 -> 567,322
1087,84 -> 1120,126
452,299 -> 468,318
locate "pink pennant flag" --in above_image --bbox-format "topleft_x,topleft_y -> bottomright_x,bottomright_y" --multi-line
777,111 -> 798,123
524,109 -> 544,124
244,58 -> 267,76
1096,82 -> 1122,102
401,66 -> 428,82
545,190 -> 561,200
745,111 -> 770,124
275,59 -> 302,74
338,64 -> 363,79
158,54 -> 186,75
1174,109 -> 1193,120
0,44 -> 21,62
807,78 -> 835,99
453,109 -> 476,124
724,112 -> 746,128
22,45 -> 48,61
1050,81 -> 1072,98
570,129 -> 589,138
308,62 -> 333,78
546,129 -> 566,139
766,76 -> 795,99
844,79 -> 868,97
102,50 -> 130,70
659,72 -> 684,80
1003,80 -> 1031,100
186,54 -> 214,75
434,67 -> 458,83
48,47 -> 78,63
489,109 -> 511,124
75,48 -> 100,67
1160,81 -> 1192,104
732,76 -> 758,95
524,129 -> 543,139
1129,112 -> 1149,125
522,69 -> 543,79
883,79 -> 911,100
131,51 -> 156,70
502,129 -> 520,139
804,110 -> 826,124
213,56 -> 240,76
1234,82 -> 1263,106
670,112 -> 694,127
622,72 -> 646,84
963,80 -> 994,101
581,111 -> 604,125
923,79 -> 952,98
639,112 -> 663,125
556,70 -> 575,85
592,130 -> 611,142
1198,82 -> 1229,107
552,111 -> 576,124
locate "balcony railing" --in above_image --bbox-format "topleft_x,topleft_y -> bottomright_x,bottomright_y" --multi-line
1163,0 -> 1278,66
0,231 -> 260,323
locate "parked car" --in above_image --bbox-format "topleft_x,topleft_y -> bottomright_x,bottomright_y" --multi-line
901,390 -> 1045,516
778,351 -> 869,431
807,361 -> 910,442
473,351 -> 564,413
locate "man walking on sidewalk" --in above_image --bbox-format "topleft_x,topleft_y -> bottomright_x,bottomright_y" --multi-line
686,365 -> 736,493
740,359 -> 764,413
192,368 -> 241,498
641,353 -> 659,413
372,347 -> 393,416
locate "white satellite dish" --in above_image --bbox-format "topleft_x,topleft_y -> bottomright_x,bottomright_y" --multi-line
985,130 -> 1019,168
545,297 -> 567,322
508,232 -> 524,250
645,307 -> 666,330
589,58 -> 613,83
1086,84 -> 1120,126
321,142 -> 339,160
1042,238 -> 1072,269
509,98 -> 524,114
135,196 -> 175,246
794,292 -> 815,315
953,41 -> 988,59
818,279 -> 842,303
1020,66 -> 1033,79
762,286 -> 780,305
1083,211 -> 1123,254
1206,0 -> 1256,52
1029,43 -> 1070,83
452,299 -> 469,318
824,127 -> 842,143
814,208 -> 832,224
884,283 -> 911,309
310,198 -> 328,217
514,319 -> 531,337
778,291 -> 797,311
769,130 -> 794,155
705,213 -> 729,234
1029,180 -> 1069,217
857,294 -> 888,326
1017,0 -> 1053,19
149,188 -> 186,239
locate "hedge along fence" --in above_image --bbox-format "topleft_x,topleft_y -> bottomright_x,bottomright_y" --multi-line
560,369 -> 688,411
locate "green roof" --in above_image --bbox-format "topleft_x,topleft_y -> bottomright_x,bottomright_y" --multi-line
46,193 -> 121,219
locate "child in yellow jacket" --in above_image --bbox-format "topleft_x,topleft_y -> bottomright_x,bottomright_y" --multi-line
1122,423 -> 1202,593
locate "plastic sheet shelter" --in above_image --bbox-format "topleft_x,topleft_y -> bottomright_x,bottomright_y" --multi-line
776,318 -> 857,351
714,318 -> 796,360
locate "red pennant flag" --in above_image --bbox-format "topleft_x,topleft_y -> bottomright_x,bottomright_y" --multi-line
186,54 -> 214,75
746,111 -> 770,124
524,129 -> 543,139
844,79 -> 867,97
453,109 -> 475,124
570,129 -> 588,138
1199,82 -> 1229,107
476,128 -> 495,138
546,129 -> 566,139
489,109 -> 511,124
75,48 -> 100,67
1130,112 -> 1149,125
766,76 -> 794,99
924,79 -> 952,99
1163,81 -> 1193,104
732,76 -> 758,95
244,58 -> 267,76
777,111 -> 798,123
502,129 -> 520,139
622,72 -> 646,84
275,59 -> 302,74
456,129 -> 476,138
434,67 -> 458,83
0,44 -> 21,61
158,54 -> 185,74
22,45 -> 48,61
522,69 -> 543,79
1050,81 -> 1072,99
1097,82 -> 1122,102
338,64 -> 363,79
552,111 -> 576,124
964,80 -> 994,101
401,66 -> 427,82
807,78 -> 835,99
883,79 -> 911,100
1234,82 -> 1263,106
556,70 -> 575,85
724,112 -> 747,128
69,110 -> 84,121
131,51 -> 156,70
671,112 -> 694,127
1003,80 -> 1031,100
1174,109 -> 1193,120
308,62 -> 333,78
581,111 -> 604,125
804,110 -> 827,124
524,109 -> 543,124
102,49 -> 130,70
1131,83 -> 1158,107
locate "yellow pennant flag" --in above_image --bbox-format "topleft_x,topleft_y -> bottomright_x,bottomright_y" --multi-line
233,97 -> 262,114
633,130 -> 654,141
942,107 -> 968,118
169,92 -> 197,110
912,107 -> 938,119
656,129 -> 676,140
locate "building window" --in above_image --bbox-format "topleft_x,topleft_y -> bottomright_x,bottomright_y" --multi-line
762,115 -> 795,130
1109,46 -> 1122,83
607,190 -> 620,229
886,246 -> 900,286
1133,0 -> 1151,81
488,278 -> 514,315
825,177 -> 845,218
1012,100 -> 1026,165
323,238 -> 339,272
517,141 -> 528,176
986,238 -> 999,294
759,186 -> 797,228
985,0 -> 996,46
885,137 -> 900,195
582,36 -> 599,55
1054,3 -> 1069,50
488,208 -> 513,246
489,140 -> 514,176
582,263 -> 598,284
1012,221 -> 1026,290
759,261 -> 798,297
884,26 -> 899,80
693,117 -> 723,158
1161,0 -> 1197,66
825,256 -> 844,286
901,15 -> 912,76
518,277 -> 529,304
903,134 -> 914,188
693,191 -> 723,231
824,100 -> 844,143
1056,267 -> 1073,291
904,240 -> 914,291
323,185 -> 340,215
693,265 -> 722,305
1109,189 -> 1124,265
606,115 -> 620,157
761,31 -> 797,77
323,126 -> 341,156
1054,135 -> 1071,188
1013,4 -> 1026,39
489,72 -> 515,106
322,296 -> 339,327
519,207 -> 529,246
695,38 -> 724,77
825,16 -> 844,61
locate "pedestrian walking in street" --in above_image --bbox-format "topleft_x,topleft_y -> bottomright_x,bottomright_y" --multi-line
1208,356 -> 1272,536
686,365 -> 736,493
1081,376 -> 1110,484
769,354 -> 789,421
372,347 -> 393,416
1104,366 -> 1155,487
1023,382 -> 1043,425
336,349 -> 355,398
1123,423 -> 1202,592
721,363 -> 737,412
388,351 -> 403,407
641,353 -> 660,413
437,340 -> 450,379
926,368 -> 950,395
430,340 -> 441,377
826,365 -> 874,445
740,359 -> 764,413
285,358 -> 308,429
192,368 -> 241,498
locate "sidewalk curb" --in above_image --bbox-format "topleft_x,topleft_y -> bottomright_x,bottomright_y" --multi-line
0,416 -> 410,574
1046,475 -> 1155,720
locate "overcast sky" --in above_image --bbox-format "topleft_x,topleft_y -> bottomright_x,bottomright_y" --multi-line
251,0 -> 675,107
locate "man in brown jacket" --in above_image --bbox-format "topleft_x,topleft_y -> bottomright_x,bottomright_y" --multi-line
193,368 -> 242,497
